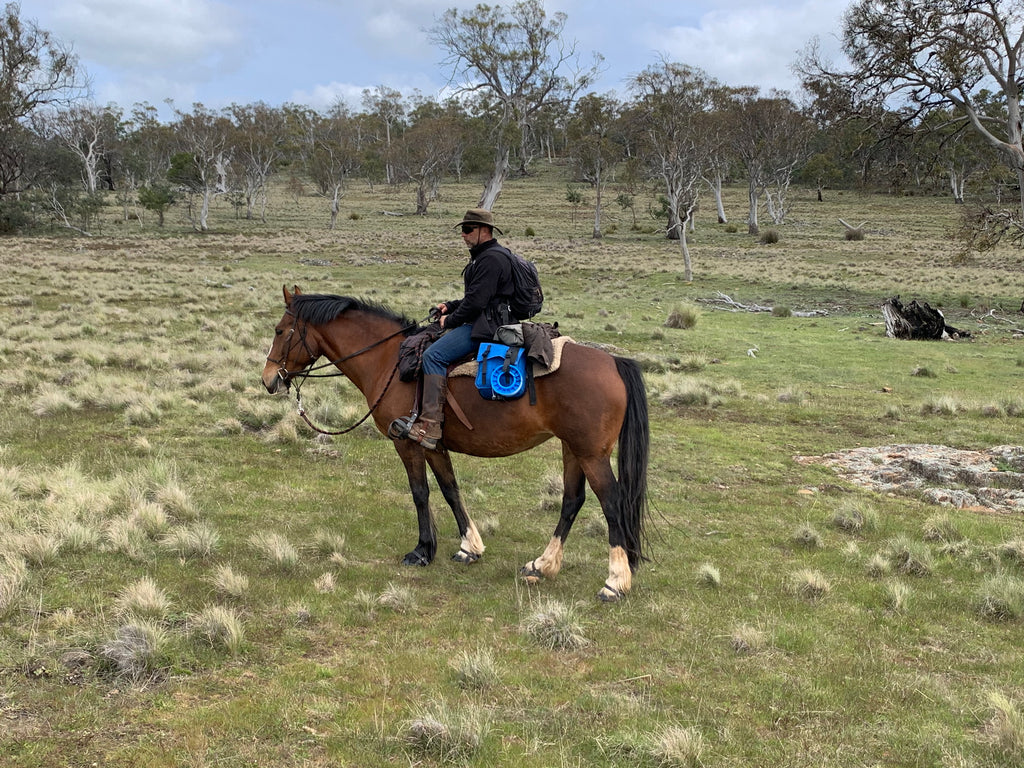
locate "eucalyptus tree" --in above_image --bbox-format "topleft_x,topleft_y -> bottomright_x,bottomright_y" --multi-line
229,101 -> 287,222
629,61 -> 723,281
429,0 -> 601,208
36,102 -> 116,193
289,102 -> 361,228
0,1 -> 84,200
729,91 -> 814,232
800,0 -> 1024,242
393,96 -> 468,214
168,103 -> 233,231
566,92 -> 623,238
361,85 -> 405,186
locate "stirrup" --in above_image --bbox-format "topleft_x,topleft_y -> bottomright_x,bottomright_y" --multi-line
388,415 -> 415,440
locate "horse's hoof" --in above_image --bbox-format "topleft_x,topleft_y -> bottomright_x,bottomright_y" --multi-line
597,583 -> 625,602
402,551 -> 430,567
519,564 -> 543,584
452,548 -> 481,564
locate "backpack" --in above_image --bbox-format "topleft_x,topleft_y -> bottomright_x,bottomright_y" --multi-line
504,250 -> 544,320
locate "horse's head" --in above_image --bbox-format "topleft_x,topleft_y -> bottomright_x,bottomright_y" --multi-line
262,285 -> 319,394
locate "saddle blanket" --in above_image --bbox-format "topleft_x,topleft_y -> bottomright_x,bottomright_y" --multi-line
450,336 -> 575,379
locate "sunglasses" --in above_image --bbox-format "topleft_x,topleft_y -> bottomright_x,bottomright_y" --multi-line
461,224 -> 479,234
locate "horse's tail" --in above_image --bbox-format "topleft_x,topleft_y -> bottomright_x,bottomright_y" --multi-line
614,356 -> 650,570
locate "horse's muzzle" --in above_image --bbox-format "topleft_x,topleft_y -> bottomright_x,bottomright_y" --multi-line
261,362 -> 290,394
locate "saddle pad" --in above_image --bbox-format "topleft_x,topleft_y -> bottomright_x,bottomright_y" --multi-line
450,335 -> 575,379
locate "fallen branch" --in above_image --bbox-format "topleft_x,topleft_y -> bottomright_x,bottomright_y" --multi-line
697,291 -> 828,317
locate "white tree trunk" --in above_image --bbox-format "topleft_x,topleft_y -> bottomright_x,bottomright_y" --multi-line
479,147 -> 510,209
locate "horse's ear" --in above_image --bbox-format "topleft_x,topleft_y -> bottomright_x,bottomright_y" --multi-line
283,284 -> 302,306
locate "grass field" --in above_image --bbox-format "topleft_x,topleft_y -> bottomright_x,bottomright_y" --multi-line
2,167 -> 1024,767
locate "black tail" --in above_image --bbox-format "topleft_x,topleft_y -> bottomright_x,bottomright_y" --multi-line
614,356 -> 650,570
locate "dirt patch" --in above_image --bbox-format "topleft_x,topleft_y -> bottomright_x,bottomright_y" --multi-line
795,444 -> 1024,515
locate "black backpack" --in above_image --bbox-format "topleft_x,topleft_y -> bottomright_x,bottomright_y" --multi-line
504,249 -> 544,320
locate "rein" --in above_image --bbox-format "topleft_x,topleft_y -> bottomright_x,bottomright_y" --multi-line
273,309 -> 424,436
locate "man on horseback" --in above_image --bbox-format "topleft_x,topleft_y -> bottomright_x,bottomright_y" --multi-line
407,208 -> 519,451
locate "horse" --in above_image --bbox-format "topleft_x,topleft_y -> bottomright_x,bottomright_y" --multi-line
261,286 -> 650,601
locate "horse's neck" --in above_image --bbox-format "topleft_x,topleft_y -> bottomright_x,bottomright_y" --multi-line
321,315 -> 400,396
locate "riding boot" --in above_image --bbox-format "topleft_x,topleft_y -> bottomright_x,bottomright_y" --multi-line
408,374 -> 447,450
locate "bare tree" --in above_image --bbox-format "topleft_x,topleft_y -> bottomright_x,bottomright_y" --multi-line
630,61 -> 722,281
361,85 -> 405,186
230,101 -> 286,222
429,0 -> 601,208
290,102 -> 360,228
393,96 -> 467,214
37,102 -> 114,193
567,93 -> 623,238
169,103 -> 232,231
800,0 -> 1024,216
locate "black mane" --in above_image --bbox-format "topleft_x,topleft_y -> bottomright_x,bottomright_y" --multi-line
290,294 -> 418,333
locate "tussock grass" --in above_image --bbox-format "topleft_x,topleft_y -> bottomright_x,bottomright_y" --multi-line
208,564 -> 249,600
664,303 -> 700,330
404,699 -> 490,761
522,599 -> 589,649
791,523 -> 823,548
378,582 -> 417,613
976,574 -> 1024,621
730,623 -> 768,654
451,648 -> 500,691
310,529 -> 346,558
884,535 -> 934,576
100,621 -> 170,682
986,691 -> 1024,757
0,554 -> 28,618
787,569 -> 831,601
159,521 -> 221,559
830,499 -> 878,534
696,562 -> 721,588
998,539 -> 1024,566
921,512 -> 965,544
190,605 -> 245,654
884,581 -> 912,613
649,724 -> 707,767
31,384 -> 81,417
102,518 -> 149,561
10,531 -> 62,566
116,577 -> 172,620
314,572 -> 336,593
248,531 -> 300,570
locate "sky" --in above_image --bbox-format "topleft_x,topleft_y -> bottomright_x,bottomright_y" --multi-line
22,0 -> 852,118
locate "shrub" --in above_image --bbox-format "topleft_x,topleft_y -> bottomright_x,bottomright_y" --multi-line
845,227 -> 865,241
664,303 -> 700,330
760,228 -> 780,244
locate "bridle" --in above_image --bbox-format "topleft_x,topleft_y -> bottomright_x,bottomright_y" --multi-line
266,308 -> 421,436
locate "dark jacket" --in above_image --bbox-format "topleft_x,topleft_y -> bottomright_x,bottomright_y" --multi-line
444,239 -> 515,341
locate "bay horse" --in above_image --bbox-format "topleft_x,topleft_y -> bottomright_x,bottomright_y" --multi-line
261,286 -> 649,601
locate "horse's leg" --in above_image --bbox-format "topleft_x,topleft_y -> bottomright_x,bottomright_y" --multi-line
424,447 -> 484,564
576,456 -> 632,602
521,444 -> 586,582
394,441 -> 437,566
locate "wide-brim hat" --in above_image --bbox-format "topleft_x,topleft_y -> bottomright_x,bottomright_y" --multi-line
455,208 -> 503,235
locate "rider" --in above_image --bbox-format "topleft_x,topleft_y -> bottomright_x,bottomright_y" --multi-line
407,208 -> 516,450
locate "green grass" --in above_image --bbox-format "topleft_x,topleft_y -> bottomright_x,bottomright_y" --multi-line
1,172 -> 1024,766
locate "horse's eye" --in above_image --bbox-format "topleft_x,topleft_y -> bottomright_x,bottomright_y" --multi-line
275,328 -> 283,336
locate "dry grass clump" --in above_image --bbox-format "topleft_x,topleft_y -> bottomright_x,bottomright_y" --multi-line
921,512 -> 965,544
378,582 -> 417,613
919,395 -> 962,415
998,539 -> 1024,566
116,577 -> 172,620
648,724 -> 706,767
830,499 -> 879,534
208,564 -> 249,600
522,599 -> 589,650
103,518 -> 150,561
696,562 -> 721,588
730,623 -> 768,654
883,535 -> 934,576
786,569 -> 831,601
658,375 -> 737,408
404,700 -> 490,761
190,605 -> 245,654
9,531 -> 62,566
160,521 -> 221,559
884,581 -> 912,613
451,648 -> 500,691
0,554 -> 28,617
248,531 -> 300,570
310,529 -> 346,559
100,621 -> 170,682
791,523 -> 823,548
976,574 -> 1024,621
664,303 -> 700,330
31,384 -> 81,417
314,572 -> 336,593
986,691 -> 1024,757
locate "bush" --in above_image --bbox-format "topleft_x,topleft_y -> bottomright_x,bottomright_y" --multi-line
664,303 -> 700,329
845,227 -> 865,241
760,228 -> 780,244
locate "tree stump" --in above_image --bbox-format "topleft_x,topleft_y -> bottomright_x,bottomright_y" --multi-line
882,296 -> 970,339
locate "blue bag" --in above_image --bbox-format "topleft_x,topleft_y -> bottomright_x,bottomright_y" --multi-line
475,343 -> 527,400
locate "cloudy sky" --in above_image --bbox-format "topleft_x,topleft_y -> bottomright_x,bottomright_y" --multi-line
24,0 -> 852,116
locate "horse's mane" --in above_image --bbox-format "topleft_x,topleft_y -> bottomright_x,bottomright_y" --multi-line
290,294 -> 419,333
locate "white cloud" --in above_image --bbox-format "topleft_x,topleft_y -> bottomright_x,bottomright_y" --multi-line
46,0 -> 242,74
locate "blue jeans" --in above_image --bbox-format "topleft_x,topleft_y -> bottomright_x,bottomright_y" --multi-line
422,324 -> 475,376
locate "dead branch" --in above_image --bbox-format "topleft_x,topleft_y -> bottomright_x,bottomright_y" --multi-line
838,218 -> 867,231
698,291 -> 828,317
